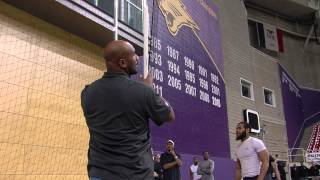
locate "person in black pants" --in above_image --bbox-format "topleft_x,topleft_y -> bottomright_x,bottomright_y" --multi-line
276,162 -> 286,180
290,164 -> 300,180
309,162 -> 319,177
274,155 -> 286,180
298,162 -> 308,180
154,154 -> 163,180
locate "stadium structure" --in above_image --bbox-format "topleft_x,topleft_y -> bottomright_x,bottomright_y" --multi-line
0,0 -> 319,179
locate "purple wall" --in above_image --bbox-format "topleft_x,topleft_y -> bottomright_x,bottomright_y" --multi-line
148,0 -> 230,157
301,88 -> 320,127
279,65 -> 304,148
143,0 -> 233,179
279,65 -> 320,148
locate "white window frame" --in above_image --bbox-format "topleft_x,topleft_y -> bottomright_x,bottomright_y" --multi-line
120,0 -> 143,32
263,87 -> 276,107
244,109 -> 260,134
240,78 -> 254,101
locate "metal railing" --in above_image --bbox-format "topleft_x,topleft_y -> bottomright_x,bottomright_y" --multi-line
287,148 -> 306,180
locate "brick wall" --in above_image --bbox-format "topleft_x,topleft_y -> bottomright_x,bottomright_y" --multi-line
214,0 -> 289,159
0,1 -> 104,179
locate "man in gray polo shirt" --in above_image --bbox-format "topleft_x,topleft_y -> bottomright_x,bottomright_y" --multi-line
198,151 -> 214,180
81,40 -> 175,180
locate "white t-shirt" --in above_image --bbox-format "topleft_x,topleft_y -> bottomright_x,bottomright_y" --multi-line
190,164 -> 201,180
235,137 -> 266,178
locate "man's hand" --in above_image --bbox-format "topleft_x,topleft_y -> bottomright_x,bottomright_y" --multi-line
169,149 -> 176,156
169,149 -> 182,166
141,73 -> 154,87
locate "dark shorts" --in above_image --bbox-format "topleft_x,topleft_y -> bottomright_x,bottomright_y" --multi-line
243,176 -> 259,180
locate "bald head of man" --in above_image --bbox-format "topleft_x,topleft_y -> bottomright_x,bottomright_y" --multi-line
103,40 -> 139,76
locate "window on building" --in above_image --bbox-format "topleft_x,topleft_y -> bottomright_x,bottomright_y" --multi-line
84,0 -> 143,32
263,88 -> 275,106
85,0 -> 114,16
241,78 -> 254,100
248,19 -> 259,47
121,0 -> 143,32
247,19 -> 284,55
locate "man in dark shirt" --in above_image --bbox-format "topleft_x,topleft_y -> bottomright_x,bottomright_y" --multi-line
81,40 -> 175,180
160,140 -> 183,180
276,162 -> 287,180
154,154 -> 163,180
275,154 -> 286,180
309,162 -> 319,177
264,155 -> 280,180
291,164 -> 300,180
298,162 -> 308,179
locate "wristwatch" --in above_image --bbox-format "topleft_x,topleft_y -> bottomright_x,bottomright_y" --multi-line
163,98 -> 171,109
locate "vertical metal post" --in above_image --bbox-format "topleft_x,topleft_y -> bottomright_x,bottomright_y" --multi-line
304,25 -> 314,48
143,0 -> 149,78
287,149 -> 292,180
260,124 -> 266,141
114,0 -> 119,40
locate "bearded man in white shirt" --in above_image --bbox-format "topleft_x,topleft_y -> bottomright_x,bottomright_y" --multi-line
235,122 -> 269,180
